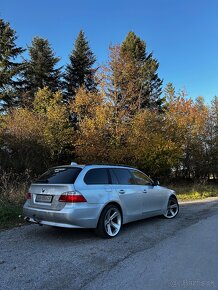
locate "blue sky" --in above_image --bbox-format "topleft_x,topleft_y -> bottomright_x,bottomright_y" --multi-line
1,0 -> 218,102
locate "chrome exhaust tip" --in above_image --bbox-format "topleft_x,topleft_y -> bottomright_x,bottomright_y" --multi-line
24,217 -> 30,222
24,216 -> 43,226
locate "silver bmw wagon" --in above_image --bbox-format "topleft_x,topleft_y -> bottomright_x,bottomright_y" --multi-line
23,163 -> 179,238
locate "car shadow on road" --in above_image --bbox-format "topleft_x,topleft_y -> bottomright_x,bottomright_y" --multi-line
26,215 -> 163,243
35,225 -> 97,241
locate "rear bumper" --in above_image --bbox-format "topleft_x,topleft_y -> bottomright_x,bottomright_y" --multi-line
23,203 -> 102,228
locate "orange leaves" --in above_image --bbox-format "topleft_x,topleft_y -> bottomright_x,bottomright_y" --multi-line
167,96 -> 208,141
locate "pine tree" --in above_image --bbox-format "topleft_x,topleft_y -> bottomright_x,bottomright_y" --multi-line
20,37 -> 62,107
0,18 -> 24,110
120,31 -> 146,61
109,32 -> 164,113
64,30 -> 97,102
164,82 -> 176,103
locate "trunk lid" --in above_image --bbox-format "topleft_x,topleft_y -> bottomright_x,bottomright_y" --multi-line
29,183 -> 74,210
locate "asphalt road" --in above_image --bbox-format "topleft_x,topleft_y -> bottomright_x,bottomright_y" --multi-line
0,198 -> 218,290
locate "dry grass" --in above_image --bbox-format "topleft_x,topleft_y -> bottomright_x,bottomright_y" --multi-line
0,171 -> 31,229
169,184 -> 218,201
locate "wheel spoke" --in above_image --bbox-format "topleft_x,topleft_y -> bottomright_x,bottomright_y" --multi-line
106,224 -> 113,236
111,221 -> 120,230
104,216 -> 110,226
164,198 -> 179,219
104,207 -> 121,237
170,209 -> 175,216
170,204 -> 177,209
110,211 -> 119,220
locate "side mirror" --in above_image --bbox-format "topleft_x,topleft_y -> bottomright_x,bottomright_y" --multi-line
153,179 -> 160,186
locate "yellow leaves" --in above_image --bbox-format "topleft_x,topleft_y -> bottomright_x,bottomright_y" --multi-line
72,87 -> 116,162
33,87 -> 52,115
71,87 -> 104,119
74,89 -> 127,163
3,108 -> 44,142
124,109 -> 182,174
44,105 -> 72,151
1,108 -> 49,173
4,87 -> 74,160
33,87 -> 63,115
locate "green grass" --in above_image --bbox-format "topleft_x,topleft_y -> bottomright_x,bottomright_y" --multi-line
0,171 -> 29,230
0,201 -> 25,230
169,184 -> 218,201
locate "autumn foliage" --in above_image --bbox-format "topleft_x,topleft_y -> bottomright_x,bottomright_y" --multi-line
0,17 -> 217,182
73,86 -> 218,181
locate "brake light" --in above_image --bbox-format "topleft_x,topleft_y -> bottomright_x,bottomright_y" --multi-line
59,192 -> 87,203
26,192 -> 31,199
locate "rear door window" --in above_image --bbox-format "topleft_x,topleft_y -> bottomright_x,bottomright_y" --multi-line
35,167 -> 82,184
112,168 -> 136,185
84,168 -> 109,185
130,170 -> 152,185
109,169 -> 119,184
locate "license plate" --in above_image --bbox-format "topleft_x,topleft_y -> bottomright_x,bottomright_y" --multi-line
35,194 -> 53,203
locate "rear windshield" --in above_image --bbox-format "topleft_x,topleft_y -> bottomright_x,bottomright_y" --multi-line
35,167 -> 82,184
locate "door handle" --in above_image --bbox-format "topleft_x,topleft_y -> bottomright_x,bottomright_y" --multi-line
143,189 -> 147,194
119,189 -> 125,194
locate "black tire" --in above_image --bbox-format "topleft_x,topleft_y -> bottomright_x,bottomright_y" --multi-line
96,204 -> 122,238
163,196 -> 179,219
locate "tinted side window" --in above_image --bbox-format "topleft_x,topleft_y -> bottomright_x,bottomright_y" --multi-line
35,167 -> 82,184
84,169 -> 109,185
130,170 -> 152,185
109,169 -> 119,184
112,169 -> 136,185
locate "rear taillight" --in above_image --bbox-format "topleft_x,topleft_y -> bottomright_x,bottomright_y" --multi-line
26,192 -> 31,199
59,192 -> 87,203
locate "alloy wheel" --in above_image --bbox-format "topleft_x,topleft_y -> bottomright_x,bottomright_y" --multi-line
104,208 -> 122,237
164,198 -> 179,219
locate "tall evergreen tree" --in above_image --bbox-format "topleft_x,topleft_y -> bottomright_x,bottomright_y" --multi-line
0,18 -> 24,110
164,82 -> 176,103
20,37 -> 62,107
109,32 -> 164,113
64,30 -> 97,102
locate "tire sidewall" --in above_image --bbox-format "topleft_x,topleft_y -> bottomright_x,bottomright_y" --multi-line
164,196 -> 179,219
96,205 -> 122,238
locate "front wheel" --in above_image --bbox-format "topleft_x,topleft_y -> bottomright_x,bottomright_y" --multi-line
163,196 -> 179,219
96,205 -> 122,238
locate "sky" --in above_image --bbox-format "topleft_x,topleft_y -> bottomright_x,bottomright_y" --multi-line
1,0 -> 218,102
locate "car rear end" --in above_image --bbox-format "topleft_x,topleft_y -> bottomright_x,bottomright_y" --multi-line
23,166 -> 101,228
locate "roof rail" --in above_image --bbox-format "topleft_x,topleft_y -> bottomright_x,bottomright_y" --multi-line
85,163 -> 135,168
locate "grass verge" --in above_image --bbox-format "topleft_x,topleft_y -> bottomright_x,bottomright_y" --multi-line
170,184 -> 218,201
0,201 -> 25,230
0,171 -> 30,230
